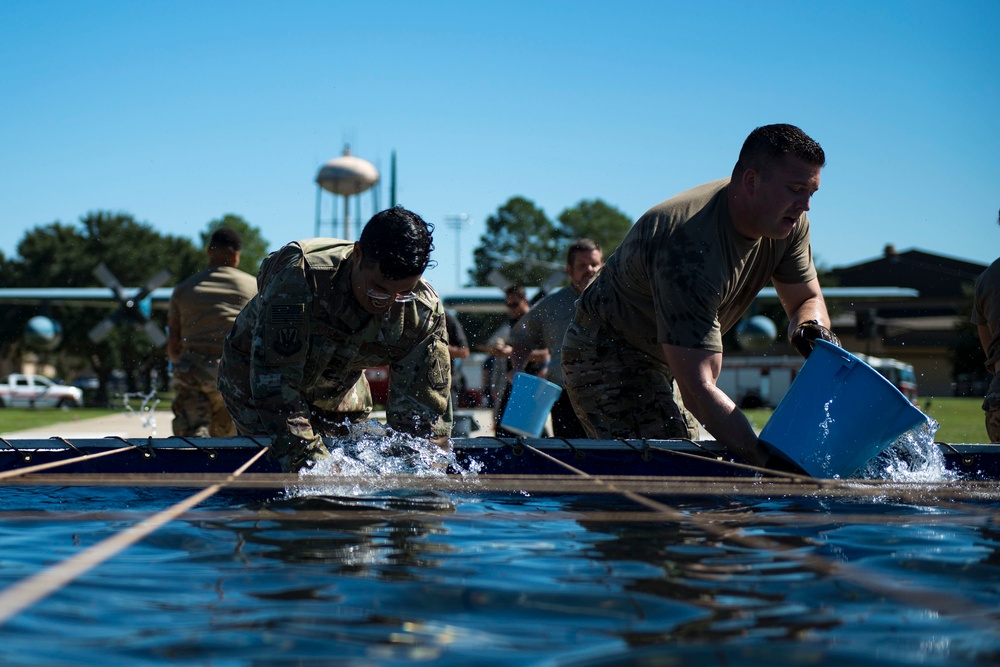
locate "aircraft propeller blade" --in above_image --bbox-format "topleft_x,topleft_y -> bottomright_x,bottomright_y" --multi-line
88,264 -> 172,347
540,269 -> 567,295
88,317 -> 118,343
142,320 -> 168,347
487,270 -> 509,289
93,263 -> 126,301
135,268 -> 172,300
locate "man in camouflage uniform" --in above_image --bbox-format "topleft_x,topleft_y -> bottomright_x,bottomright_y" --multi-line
562,124 -> 839,468
218,207 -> 452,471
972,209 -> 1000,442
168,228 -> 257,437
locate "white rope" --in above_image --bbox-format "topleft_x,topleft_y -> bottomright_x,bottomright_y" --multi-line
0,447 -> 267,626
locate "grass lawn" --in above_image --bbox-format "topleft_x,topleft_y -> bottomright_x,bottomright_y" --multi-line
0,392 -> 173,433
0,396 -> 991,444
0,407 -> 124,433
745,396 -> 988,444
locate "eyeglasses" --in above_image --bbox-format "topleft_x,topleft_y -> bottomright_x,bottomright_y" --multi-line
367,288 -> 417,306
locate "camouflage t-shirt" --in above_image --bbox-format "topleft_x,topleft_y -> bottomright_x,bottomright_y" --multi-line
577,178 -> 816,357
220,238 -> 452,440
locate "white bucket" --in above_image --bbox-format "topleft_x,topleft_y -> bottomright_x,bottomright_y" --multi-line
500,372 -> 563,438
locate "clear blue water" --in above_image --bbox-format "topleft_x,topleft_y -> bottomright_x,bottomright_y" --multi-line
1,427 -> 999,665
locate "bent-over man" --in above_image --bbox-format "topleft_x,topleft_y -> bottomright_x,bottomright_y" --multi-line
218,207 -> 452,471
562,124 -> 839,468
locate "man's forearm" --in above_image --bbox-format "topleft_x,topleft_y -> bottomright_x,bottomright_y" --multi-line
683,385 -> 766,466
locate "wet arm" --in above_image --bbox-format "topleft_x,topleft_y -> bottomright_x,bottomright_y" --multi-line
773,277 -> 831,338
661,343 -> 769,466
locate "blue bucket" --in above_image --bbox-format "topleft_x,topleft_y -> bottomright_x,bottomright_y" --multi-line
500,372 -> 563,438
758,339 -> 927,478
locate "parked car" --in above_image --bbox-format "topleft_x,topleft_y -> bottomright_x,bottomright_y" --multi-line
0,374 -> 83,408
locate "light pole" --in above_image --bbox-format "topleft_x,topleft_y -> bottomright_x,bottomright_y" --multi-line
445,214 -> 469,286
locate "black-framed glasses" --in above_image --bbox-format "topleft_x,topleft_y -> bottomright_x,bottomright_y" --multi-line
368,288 -> 417,305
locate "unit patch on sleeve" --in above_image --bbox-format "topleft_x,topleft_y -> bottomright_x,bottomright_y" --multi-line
272,327 -> 303,357
427,354 -> 449,391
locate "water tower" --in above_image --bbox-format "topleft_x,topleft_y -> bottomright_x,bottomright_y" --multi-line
315,146 -> 380,239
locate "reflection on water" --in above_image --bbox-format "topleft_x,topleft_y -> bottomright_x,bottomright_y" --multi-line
1,486 -> 998,665
0,424 -> 999,665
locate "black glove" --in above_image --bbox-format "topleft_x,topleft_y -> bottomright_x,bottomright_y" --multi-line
790,320 -> 841,358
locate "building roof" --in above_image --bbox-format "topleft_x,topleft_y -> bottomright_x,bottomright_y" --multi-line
831,246 -> 987,299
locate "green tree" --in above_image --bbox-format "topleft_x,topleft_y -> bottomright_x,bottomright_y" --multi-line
0,211 -> 203,400
200,213 -> 269,276
556,199 -> 633,257
469,197 -> 560,287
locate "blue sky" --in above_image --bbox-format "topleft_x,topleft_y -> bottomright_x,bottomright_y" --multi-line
2,1 -> 997,295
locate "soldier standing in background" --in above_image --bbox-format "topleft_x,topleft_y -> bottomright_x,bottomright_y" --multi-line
510,239 -> 603,438
168,228 -> 257,437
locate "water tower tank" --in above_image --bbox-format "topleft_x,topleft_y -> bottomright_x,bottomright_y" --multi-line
315,147 -> 379,195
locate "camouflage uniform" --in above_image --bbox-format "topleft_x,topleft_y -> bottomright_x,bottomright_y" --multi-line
562,178 -> 815,439
169,265 -> 257,437
972,257 -> 1000,441
218,239 -> 452,469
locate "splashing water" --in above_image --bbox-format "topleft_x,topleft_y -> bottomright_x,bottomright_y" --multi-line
120,390 -> 160,435
858,416 -> 958,482
290,419 -> 483,497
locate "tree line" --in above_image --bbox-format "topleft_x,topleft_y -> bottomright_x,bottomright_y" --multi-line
0,197 -> 635,396
469,197 -> 632,288
0,211 -> 268,394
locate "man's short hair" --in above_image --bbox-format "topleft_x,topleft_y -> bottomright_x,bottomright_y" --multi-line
734,124 -> 825,180
504,285 -> 527,303
359,206 -> 435,280
209,228 -> 243,252
566,238 -> 601,265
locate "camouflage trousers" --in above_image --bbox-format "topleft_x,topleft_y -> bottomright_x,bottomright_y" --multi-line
171,353 -> 236,438
984,373 -> 1000,443
561,313 -> 700,440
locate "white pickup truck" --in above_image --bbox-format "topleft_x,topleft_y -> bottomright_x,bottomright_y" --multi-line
0,374 -> 83,408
